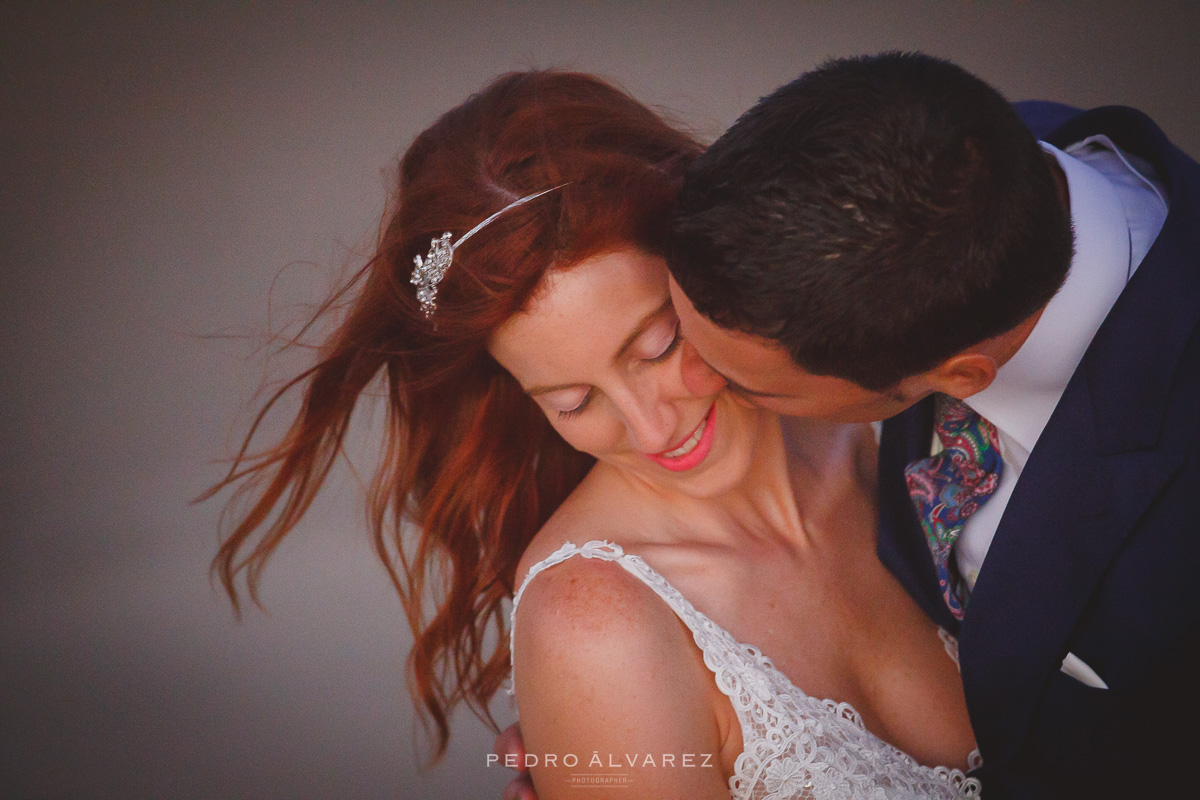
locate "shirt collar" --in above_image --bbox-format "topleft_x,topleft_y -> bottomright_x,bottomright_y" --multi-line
965,142 -> 1131,457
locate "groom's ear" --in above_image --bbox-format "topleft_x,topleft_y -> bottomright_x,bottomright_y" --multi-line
926,353 -> 998,400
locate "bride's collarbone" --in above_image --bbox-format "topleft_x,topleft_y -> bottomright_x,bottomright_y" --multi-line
514,531 -> 973,771
684,550 -> 938,679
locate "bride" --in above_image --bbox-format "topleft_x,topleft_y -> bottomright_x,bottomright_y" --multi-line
208,71 -> 980,799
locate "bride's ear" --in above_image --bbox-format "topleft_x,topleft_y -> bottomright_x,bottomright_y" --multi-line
927,353 -> 998,400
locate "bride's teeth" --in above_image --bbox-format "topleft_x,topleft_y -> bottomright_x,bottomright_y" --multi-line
664,419 -> 706,458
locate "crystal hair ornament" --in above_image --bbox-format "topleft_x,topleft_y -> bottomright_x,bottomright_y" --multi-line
410,184 -> 567,317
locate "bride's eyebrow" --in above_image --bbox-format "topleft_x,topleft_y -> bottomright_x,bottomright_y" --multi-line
524,297 -> 675,397
526,382 -> 584,398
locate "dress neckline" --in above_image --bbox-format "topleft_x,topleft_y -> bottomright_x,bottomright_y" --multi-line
512,539 -> 983,783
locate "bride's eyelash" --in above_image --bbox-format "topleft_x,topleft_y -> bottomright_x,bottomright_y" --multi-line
646,323 -> 681,364
558,390 -> 593,420
557,321 -> 678,421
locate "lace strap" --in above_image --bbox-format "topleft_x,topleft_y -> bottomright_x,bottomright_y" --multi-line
508,540 -> 717,695
938,627 -> 961,669
511,540 -> 625,613
509,541 -> 619,695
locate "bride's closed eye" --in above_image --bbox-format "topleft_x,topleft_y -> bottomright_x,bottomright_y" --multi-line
543,313 -> 681,422
637,319 -> 682,364
556,389 -> 594,420
539,386 -> 593,420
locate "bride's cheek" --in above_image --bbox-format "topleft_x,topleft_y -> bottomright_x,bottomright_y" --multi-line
548,420 -> 602,457
578,421 -> 627,459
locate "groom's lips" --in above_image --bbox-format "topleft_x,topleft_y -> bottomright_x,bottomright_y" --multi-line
646,403 -> 717,472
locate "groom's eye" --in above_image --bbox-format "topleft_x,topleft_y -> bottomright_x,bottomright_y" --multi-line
726,379 -> 775,400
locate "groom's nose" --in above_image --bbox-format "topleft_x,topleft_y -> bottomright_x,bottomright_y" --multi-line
679,339 -> 728,397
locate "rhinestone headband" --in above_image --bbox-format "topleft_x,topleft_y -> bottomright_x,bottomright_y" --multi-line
410,184 -> 567,317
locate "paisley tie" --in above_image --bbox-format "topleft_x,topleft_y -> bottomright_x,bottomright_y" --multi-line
904,395 -> 1003,619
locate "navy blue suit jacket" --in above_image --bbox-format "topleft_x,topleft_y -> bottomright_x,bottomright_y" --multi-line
877,103 -> 1200,798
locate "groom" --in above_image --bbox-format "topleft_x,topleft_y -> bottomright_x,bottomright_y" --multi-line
667,52 -> 1199,798
501,52 -> 1200,798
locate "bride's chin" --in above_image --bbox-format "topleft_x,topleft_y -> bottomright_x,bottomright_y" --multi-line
675,407 -> 762,498
599,400 -> 765,497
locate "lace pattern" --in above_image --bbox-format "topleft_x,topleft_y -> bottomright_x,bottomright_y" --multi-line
510,540 -> 982,799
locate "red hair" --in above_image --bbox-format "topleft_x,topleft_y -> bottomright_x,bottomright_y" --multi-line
203,71 -> 702,758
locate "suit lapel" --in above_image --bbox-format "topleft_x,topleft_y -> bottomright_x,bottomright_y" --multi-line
958,389 -> 1184,766
958,105 -> 1200,768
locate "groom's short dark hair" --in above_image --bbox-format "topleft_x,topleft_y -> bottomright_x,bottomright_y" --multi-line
669,51 -> 1074,391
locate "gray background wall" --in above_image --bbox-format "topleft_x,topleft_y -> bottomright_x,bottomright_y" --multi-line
3,2 -> 1198,798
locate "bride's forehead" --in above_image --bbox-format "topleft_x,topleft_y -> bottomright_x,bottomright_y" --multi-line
529,249 -> 668,315
490,250 -> 669,366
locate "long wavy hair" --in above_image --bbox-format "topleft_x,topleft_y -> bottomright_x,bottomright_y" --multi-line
202,71 -> 701,758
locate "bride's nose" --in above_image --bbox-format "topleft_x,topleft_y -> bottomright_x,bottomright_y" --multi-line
617,385 -> 681,454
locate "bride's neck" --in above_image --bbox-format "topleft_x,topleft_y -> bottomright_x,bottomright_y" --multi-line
616,411 -> 804,544
715,412 -> 804,537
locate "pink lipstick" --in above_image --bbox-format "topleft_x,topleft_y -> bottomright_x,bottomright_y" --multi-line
647,403 -> 717,472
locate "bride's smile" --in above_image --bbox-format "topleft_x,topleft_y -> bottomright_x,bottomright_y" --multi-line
489,247 -> 763,498
647,400 -> 715,469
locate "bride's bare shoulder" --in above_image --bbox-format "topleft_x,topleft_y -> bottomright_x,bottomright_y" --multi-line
510,537 -> 728,800
512,480 -> 676,661
513,545 -> 667,646
508,473 -> 731,800
514,467 -> 652,581
510,535 -> 710,742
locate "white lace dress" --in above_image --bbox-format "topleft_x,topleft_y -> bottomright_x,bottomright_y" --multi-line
509,540 -> 982,800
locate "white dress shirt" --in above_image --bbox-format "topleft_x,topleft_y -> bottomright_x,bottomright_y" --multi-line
955,137 -> 1168,590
